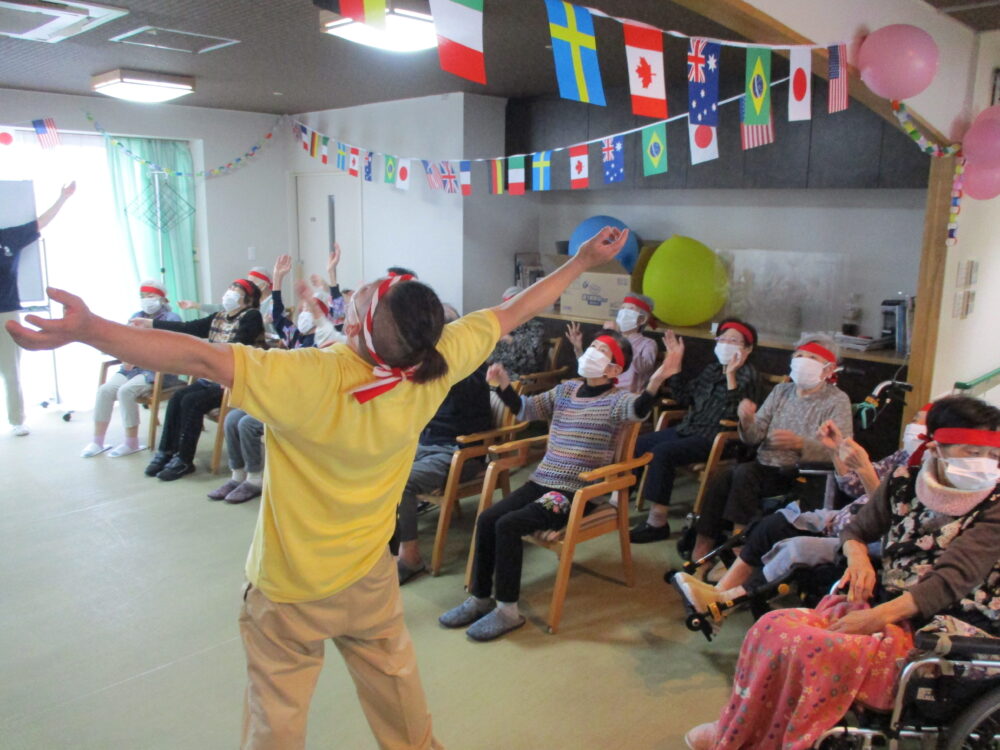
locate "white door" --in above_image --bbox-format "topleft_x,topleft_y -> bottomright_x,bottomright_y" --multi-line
295,173 -> 364,294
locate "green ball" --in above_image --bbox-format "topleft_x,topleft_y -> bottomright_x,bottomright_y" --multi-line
642,236 -> 729,326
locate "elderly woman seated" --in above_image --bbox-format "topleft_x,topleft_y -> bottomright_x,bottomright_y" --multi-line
486,286 -> 548,379
688,332 -> 853,569
685,395 -> 1000,750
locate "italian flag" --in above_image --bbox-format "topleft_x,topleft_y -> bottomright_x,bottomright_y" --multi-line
429,0 -> 485,85
507,156 -> 525,195
339,0 -> 385,28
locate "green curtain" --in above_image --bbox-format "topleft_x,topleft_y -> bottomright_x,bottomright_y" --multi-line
106,137 -> 199,313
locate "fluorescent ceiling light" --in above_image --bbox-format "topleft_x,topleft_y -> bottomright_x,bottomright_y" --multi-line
91,68 -> 194,103
322,8 -> 436,53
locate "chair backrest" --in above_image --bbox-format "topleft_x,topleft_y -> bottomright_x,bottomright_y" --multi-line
614,421 -> 642,463
759,371 -> 790,400
547,337 -> 564,370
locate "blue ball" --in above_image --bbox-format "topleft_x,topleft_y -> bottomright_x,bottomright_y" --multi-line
567,215 -> 639,272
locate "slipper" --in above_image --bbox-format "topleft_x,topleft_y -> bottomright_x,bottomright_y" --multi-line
108,443 -> 146,458
397,559 -> 426,585
466,609 -> 526,642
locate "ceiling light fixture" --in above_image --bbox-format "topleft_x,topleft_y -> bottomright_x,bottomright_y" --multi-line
320,6 -> 437,53
91,68 -> 195,103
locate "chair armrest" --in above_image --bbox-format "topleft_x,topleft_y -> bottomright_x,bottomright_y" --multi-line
487,434 -> 548,455
914,631 -> 1000,658
655,409 -> 688,431
516,366 -> 570,385
719,419 -> 738,428
456,421 -> 529,445
797,461 -> 836,474
578,452 -> 653,482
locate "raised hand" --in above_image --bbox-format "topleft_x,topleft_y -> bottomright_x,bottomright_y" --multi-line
574,226 -> 630,270
309,274 -> 325,289
61,181 -> 77,201
128,317 -> 153,329
737,398 -> 757,423
273,254 -> 293,286
725,346 -> 748,376
839,438 -> 873,474
328,242 -> 341,281
565,321 -> 583,354
177,300 -> 199,311
6,287 -> 94,351
486,362 -> 511,390
662,330 -> 684,374
817,419 -> 844,452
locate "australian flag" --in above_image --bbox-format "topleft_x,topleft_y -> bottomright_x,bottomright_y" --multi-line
687,38 -> 721,127
602,135 -> 624,184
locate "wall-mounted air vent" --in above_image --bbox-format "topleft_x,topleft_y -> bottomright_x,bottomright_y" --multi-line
109,26 -> 240,55
0,1 -> 127,43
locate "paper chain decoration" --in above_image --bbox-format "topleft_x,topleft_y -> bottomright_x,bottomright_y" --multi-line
85,112 -> 286,178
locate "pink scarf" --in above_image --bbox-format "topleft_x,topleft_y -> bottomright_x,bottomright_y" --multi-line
916,453 -> 995,516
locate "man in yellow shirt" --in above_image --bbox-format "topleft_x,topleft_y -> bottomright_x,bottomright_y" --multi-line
6,226 -> 629,750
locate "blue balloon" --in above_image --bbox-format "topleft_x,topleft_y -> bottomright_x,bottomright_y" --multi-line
567,215 -> 639,272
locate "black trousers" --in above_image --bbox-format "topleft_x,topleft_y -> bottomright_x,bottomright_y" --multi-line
739,512 -> 822,568
158,380 -> 222,462
635,427 -> 714,506
695,460 -> 796,539
470,481 -> 570,603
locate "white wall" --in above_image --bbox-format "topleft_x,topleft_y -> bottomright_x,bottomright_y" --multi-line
744,0 -> 978,140
292,93 -> 468,309
930,30 -> 1000,403
0,88 -> 290,304
534,188 -> 926,338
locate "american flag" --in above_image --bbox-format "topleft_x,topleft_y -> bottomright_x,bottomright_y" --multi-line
363,151 -> 373,182
739,97 -> 774,150
828,43 -> 848,113
421,160 -> 443,190
33,119 -> 60,149
439,161 -> 459,193
601,137 -> 616,162
687,38 -> 708,83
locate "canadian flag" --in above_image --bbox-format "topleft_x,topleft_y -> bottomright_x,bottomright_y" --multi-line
788,48 -> 812,121
569,144 -> 589,189
623,23 -> 667,119
688,122 -> 718,165
395,159 -> 411,191
349,147 -> 360,177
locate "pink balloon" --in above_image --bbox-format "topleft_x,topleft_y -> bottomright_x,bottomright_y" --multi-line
963,117 -> 1000,169
962,161 -> 1000,200
975,104 -> 1000,124
858,24 -> 939,100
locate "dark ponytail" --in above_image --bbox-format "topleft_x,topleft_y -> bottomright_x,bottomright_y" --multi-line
373,280 -> 449,384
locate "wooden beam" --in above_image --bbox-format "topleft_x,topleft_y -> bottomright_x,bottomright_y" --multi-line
904,154 -> 955,424
669,0 -> 951,144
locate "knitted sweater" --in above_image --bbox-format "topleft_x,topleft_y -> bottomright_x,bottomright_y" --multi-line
518,380 -> 640,493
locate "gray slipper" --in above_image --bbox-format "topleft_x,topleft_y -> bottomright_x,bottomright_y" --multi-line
439,597 -> 495,629
225,481 -> 262,504
465,609 -> 526,642
397,559 -> 426,585
208,480 -> 241,501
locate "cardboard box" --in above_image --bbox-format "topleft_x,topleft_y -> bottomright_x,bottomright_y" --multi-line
542,254 -> 631,322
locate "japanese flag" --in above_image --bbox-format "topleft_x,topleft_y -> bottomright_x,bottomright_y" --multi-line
688,122 -> 718,165
0,127 -> 15,146
395,159 -> 411,191
788,48 -> 812,121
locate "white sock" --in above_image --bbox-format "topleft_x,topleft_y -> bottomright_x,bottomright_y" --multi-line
246,471 -> 263,487
646,504 -> 669,528
93,434 -> 107,447
497,601 -> 520,620
231,469 -> 247,482
123,436 -> 140,450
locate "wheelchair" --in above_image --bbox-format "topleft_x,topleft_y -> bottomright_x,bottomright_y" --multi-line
815,629 -> 1000,749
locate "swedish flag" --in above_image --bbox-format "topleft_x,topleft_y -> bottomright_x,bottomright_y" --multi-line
544,0 -> 606,106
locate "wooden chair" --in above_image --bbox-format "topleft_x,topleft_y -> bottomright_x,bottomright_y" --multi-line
416,420 -> 529,576
514,337 -> 569,396
465,421 -> 652,634
97,359 -> 188,450
205,387 -> 232,474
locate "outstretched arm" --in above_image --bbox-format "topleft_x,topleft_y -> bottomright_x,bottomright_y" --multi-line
490,227 -> 629,337
6,288 -> 234,387
37,182 -> 76,230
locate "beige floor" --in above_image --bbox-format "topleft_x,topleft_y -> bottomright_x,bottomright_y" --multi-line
2,408 -> 753,750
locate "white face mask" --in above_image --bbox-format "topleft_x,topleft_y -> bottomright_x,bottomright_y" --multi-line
790,356 -> 826,390
616,308 -> 642,333
578,347 -> 611,379
296,310 -> 315,333
714,342 -> 741,366
939,455 -> 1000,491
313,318 -> 343,348
139,297 -> 162,315
902,424 -> 924,456
221,290 -> 242,313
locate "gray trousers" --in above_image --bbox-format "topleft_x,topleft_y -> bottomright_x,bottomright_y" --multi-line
94,372 -> 151,429
396,444 -> 459,543
0,310 -> 24,426
225,408 -> 265,473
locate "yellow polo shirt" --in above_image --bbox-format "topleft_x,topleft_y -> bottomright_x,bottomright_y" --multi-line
229,309 -> 500,602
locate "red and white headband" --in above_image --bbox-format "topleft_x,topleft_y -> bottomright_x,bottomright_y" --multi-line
140,284 -> 166,298
796,341 -> 837,364
594,335 -> 625,369
908,426 -> 1000,466
349,274 -> 417,403
248,270 -> 272,288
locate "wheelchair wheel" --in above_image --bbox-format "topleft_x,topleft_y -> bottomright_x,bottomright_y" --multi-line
946,683 -> 1000,749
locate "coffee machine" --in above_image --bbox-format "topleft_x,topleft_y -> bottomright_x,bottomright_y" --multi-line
881,299 -> 907,353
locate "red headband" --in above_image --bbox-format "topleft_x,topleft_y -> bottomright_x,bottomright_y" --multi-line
719,321 -> 754,346
312,295 -> 330,317
349,274 -> 417,403
908,427 -> 1000,466
797,342 -> 837,364
248,270 -> 272,287
234,279 -> 256,298
623,296 -> 652,315
140,285 -> 166,298
594,335 -> 625,369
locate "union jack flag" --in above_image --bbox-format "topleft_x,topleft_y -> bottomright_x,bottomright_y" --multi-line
687,38 -> 708,83
828,43 -> 848,113
421,160 -> 443,190
602,137 -> 616,162
439,161 -> 459,193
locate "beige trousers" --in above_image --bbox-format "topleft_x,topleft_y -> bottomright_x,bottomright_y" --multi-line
0,310 -> 24,426
239,549 -> 443,750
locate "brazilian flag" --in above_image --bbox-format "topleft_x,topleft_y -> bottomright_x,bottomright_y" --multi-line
744,48 -> 772,126
642,124 -> 668,176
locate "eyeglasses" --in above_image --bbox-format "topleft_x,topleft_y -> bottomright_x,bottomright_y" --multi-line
715,337 -> 745,346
